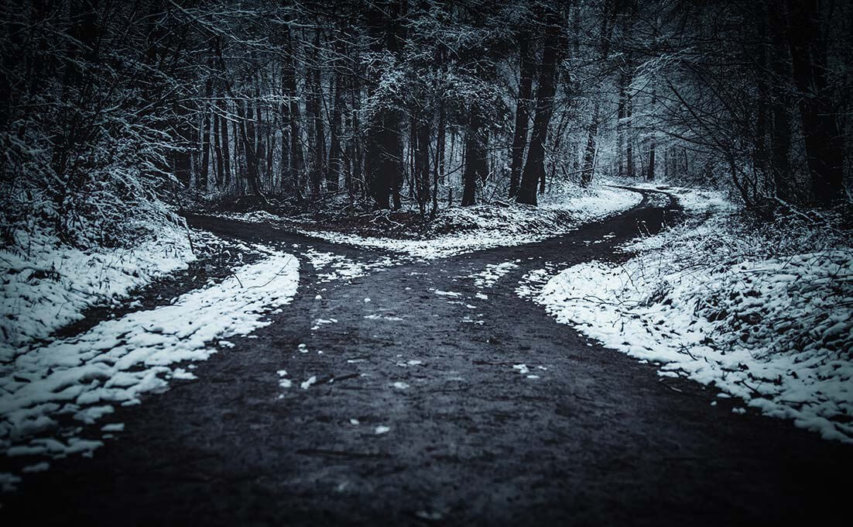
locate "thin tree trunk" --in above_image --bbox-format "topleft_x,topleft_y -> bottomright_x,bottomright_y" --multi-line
284,28 -> 304,198
213,96 -> 224,189
617,71 -> 626,178
219,103 -> 232,190
462,114 -> 486,206
626,92 -> 634,178
279,61 -> 291,193
768,3 -> 793,202
198,76 -> 212,192
414,112 -> 431,213
509,32 -> 535,198
580,102 -> 599,187
307,31 -> 324,199
328,39 -> 343,193
646,85 -> 656,181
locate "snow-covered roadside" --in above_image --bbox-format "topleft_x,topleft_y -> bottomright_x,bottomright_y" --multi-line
524,187 -> 853,442
0,248 -> 299,489
215,185 -> 642,260
1,226 -> 202,352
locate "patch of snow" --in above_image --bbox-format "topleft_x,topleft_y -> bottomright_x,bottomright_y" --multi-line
0,249 -> 299,482
290,186 -> 641,259
304,248 -> 392,283
21,461 -> 50,473
471,261 -> 520,289
100,423 -> 124,433
530,202 -> 853,443
364,314 -> 403,321
374,425 -> 391,435
0,226 -> 209,351
1,472 -> 21,492
434,290 -> 462,297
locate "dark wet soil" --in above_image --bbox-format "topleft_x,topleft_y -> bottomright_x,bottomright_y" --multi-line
2,191 -> 850,526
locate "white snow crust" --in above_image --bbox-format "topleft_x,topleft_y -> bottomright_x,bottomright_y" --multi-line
0,248 -> 299,486
527,187 -> 853,442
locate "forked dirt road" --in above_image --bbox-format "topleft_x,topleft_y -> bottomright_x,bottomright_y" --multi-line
3,190 -> 850,525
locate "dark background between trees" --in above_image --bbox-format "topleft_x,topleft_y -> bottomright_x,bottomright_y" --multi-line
1,0 -> 850,247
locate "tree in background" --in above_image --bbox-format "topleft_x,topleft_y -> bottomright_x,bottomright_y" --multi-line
2,0 -> 850,252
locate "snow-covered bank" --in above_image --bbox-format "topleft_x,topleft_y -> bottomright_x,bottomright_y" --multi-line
215,185 -> 643,259
0,249 -> 299,487
526,188 -> 853,442
1,226 -> 198,352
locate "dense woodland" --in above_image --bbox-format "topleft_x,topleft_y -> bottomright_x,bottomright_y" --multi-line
1,0 -> 851,247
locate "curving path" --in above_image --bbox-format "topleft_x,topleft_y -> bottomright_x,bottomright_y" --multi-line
2,190 -> 850,525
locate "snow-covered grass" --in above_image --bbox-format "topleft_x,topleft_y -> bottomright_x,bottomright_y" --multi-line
0,246 -> 299,488
215,184 -> 643,260
526,187 -> 853,442
1,225 -> 200,353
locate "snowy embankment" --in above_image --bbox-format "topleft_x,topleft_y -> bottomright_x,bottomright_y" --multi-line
526,187 -> 852,442
0,245 -> 299,490
1,227 -> 197,351
219,184 -> 642,259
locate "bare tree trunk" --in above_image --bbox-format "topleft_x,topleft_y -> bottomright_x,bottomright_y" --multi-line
284,28 -> 304,198
509,32 -> 535,198
646,85 -> 656,181
785,0 -> 844,205
580,102 -> 599,187
365,2 -> 403,209
219,109 -> 232,191
626,91 -> 634,178
349,54 -> 362,198
198,75 -> 212,192
462,113 -> 486,206
414,111 -> 431,213
767,3 -> 793,202
279,60 -> 291,193
328,38 -> 343,193
617,70 -> 627,178
517,9 -> 562,205
307,31 -> 325,199
213,95 -> 224,189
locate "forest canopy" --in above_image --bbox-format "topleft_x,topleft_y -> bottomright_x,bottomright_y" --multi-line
1,0 -> 850,249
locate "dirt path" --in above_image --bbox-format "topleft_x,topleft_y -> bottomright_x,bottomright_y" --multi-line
3,191 -> 850,525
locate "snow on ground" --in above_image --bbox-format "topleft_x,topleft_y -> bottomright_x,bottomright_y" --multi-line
471,261 -> 520,289
0,247 -> 299,487
1,225 -> 203,352
217,184 -> 642,260
303,248 -> 393,283
524,186 -> 853,443
302,186 -> 640,259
